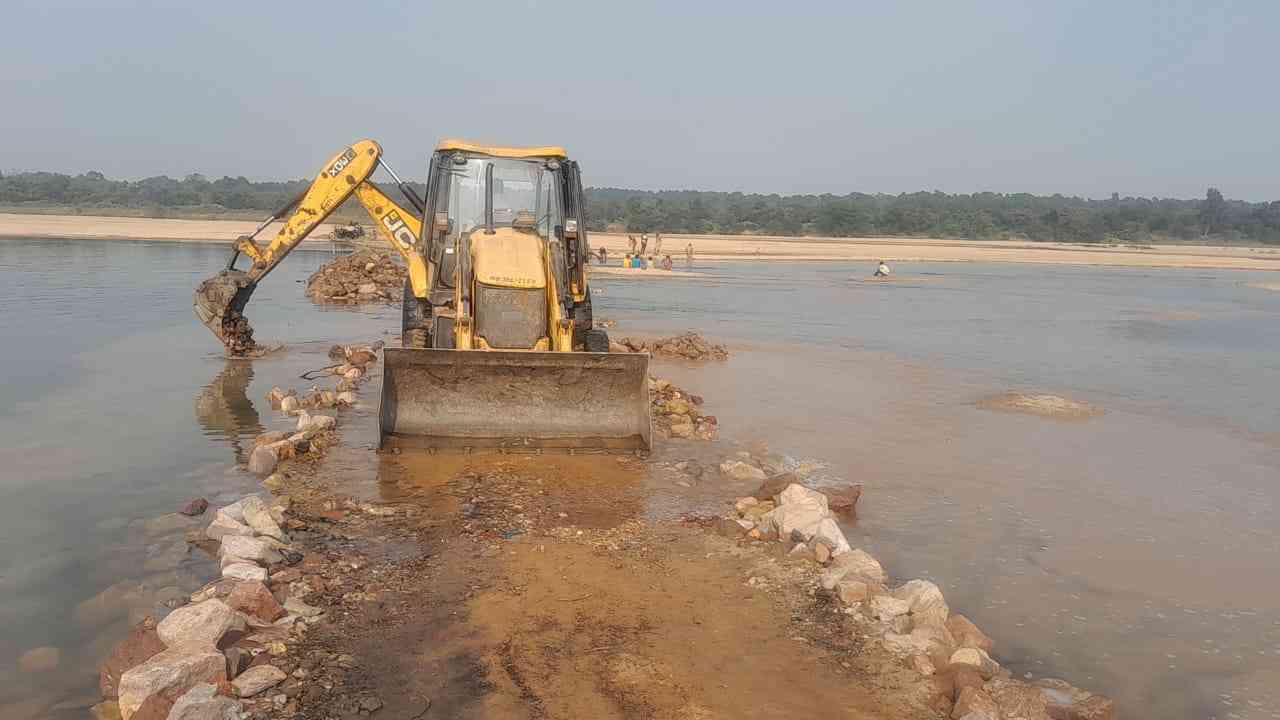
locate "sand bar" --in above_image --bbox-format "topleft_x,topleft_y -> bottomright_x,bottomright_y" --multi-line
3,213 -> 1280,271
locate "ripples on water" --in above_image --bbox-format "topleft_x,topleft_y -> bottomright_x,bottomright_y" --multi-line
1,240 -> 1278,718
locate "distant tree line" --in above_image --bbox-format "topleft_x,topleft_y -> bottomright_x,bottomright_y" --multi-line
2,169 -> 1277,244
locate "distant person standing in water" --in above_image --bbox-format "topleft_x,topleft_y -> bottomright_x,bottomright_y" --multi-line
660,254 -> 673,270
874,260 -> 891,277
685,242 -> 694,266
639,234 -> 649,255
597,246 -> 608,264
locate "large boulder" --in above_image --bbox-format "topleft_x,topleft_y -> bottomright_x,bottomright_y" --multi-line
156,600 -> 245,648
117,644 -> 227,720
947,614 -> 994,653
168,684 -> 240,720
246,446 -> 278,476
222,563 -> 267,582
892,579 -> 950,629
986,678 -> 1052,720
225,581 -> 285,623
777,483 -> 830,514
218,536 -> 282,565
238,496 -> 285,541
100,620 -> 166,699
204,514 -> 253,542
760,502 -> 827,542
949,648 -> 1001,680
230,664 -> 287,697
819,549 -> 887,589
810,517 -> 851,555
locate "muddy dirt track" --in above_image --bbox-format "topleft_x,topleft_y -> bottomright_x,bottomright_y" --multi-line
277,454 -> 931,720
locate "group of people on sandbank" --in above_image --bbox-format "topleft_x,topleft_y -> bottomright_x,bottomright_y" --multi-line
593,231 -> 693,271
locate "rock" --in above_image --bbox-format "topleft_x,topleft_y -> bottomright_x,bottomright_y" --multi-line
239,496 -> 285,540
279,396 -> 299,415
283,595 -> 323,618
263,473 -> 284,491
835,578 -> 874,604
297,413 -> 336,433
254,431 -> 290,447
75,581 -> 149,627
986,678 -> 1052,720
871,595 -> 912,620
357,282 -> 378,295
18,645 -> 60,672
336,391 -> 357,405
810,517 -> 852,555
813,541 -> 832,565
231,665 -> 287,697
219,536 -> 283,565
751,472 -> 803,501
733,496 -> 758,514
1033,679 -> 1115,720
226,581 -> 285,623
911,654 -> 936,676
819,549 -> 887,589
358,695 -> 384,712
949,648 -> 1000,679
179,498 -> 209,517
222,563 -> 267,582
117,644 -> 227,720
667,418 -> 695,438
663,398 -> 691,415
343,367 -> 363,381
265,387 -> 288,406
947,614 -> 994,653
269,568 -> 301,586
777,483 -> 830,513
948,666 -> 987,699
893,579 -> 950,629
168,683 -> 240,720
156,600 -> 245,648
713,516 -> 751,538
954,686 -> 1000,720
246,446 -> 278,476
826,484 -> 863,513
205,513 -> 253,542
101,621 -> 166,699
189,579 -> 237,604
719,460 -> 767,482
761,498 -> 828,543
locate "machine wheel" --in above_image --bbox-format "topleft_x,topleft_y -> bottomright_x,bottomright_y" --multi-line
572,304 -> 594,348
401,281 -> 429,349
583,328 -> 611,353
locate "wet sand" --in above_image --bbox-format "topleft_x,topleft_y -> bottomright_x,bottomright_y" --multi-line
5,212 -> 1280,270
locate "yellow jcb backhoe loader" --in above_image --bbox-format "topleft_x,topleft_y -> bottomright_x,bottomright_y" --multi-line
194,139 -> 651,451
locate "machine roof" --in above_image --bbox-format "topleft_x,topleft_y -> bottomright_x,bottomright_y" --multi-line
435,139 -> 568,159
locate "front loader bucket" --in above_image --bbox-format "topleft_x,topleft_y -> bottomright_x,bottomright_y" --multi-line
379,349 -> 652,452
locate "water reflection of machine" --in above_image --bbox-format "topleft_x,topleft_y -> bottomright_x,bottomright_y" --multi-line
194,360 -> 264,463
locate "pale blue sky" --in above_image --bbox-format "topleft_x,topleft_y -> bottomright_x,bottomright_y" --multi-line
1,0 -> 1275,199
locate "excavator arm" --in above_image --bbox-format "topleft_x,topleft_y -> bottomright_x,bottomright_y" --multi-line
194,140 -> 429,355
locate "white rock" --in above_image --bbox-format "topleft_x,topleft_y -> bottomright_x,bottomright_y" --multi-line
240,496 -> 286,541
835,578 -> 874,604
117,644 -> 226,719
882,632 -> 932,656
950,647 -> 1001,679
297,413 -> 336,433
279,396 -> 300,415
892,579 -> 950,629
157,599 -> 245,648
219,535 -> 282,565
357,282 -> 378,295
223,563 -> 268,582
870,595 -> 911,619
777,483 -> 830,513
205,513 -> 253,542
718,460 -> 767,482
819,549 -> 887,589
219,554 -> 251,570
247,446 -> 278,476
810,517 -> 851,555
733,497 -> 759,513
283,595 -> 323,618
231,664 -> 287,697
761,498 -> 827,542
336,391 -> 357,405
169,682 -> 242,720
217,498 -> 251,523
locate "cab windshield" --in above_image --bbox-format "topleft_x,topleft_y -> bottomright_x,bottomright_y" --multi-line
443,156 -> 562,242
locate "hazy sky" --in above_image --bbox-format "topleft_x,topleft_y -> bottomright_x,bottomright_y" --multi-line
2,1 -> 1276,200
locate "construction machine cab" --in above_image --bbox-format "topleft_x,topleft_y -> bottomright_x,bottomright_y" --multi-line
409,140 -> 593,352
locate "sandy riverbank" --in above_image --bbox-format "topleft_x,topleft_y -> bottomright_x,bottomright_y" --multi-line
4,212 -> 1280,271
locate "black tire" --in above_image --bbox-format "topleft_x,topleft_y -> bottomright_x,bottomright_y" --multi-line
572,304 -> 594,348
583,328 -> 610,353
401,281 -> 429,349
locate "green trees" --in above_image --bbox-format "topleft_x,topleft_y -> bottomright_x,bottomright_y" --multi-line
1,170 -> 1277,244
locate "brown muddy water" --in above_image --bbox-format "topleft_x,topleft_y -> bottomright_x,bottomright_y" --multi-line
1,239 -> 1279,719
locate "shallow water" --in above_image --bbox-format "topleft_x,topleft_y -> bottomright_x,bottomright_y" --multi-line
1,240 -> 1278,719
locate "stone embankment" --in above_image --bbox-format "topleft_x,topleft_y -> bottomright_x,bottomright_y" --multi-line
304,251 -> 405,304
612,331 -> 729,360
650,376 -> 718,440
86,343 -> 377,720
710,452 -> 1116,720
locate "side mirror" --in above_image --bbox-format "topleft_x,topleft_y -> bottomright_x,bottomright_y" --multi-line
564,218 -> 579,239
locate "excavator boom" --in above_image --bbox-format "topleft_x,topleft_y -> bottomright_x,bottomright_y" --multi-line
193,140 -> 428,354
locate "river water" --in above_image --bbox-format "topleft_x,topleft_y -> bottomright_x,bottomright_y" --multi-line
1,238 -> 1278,719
